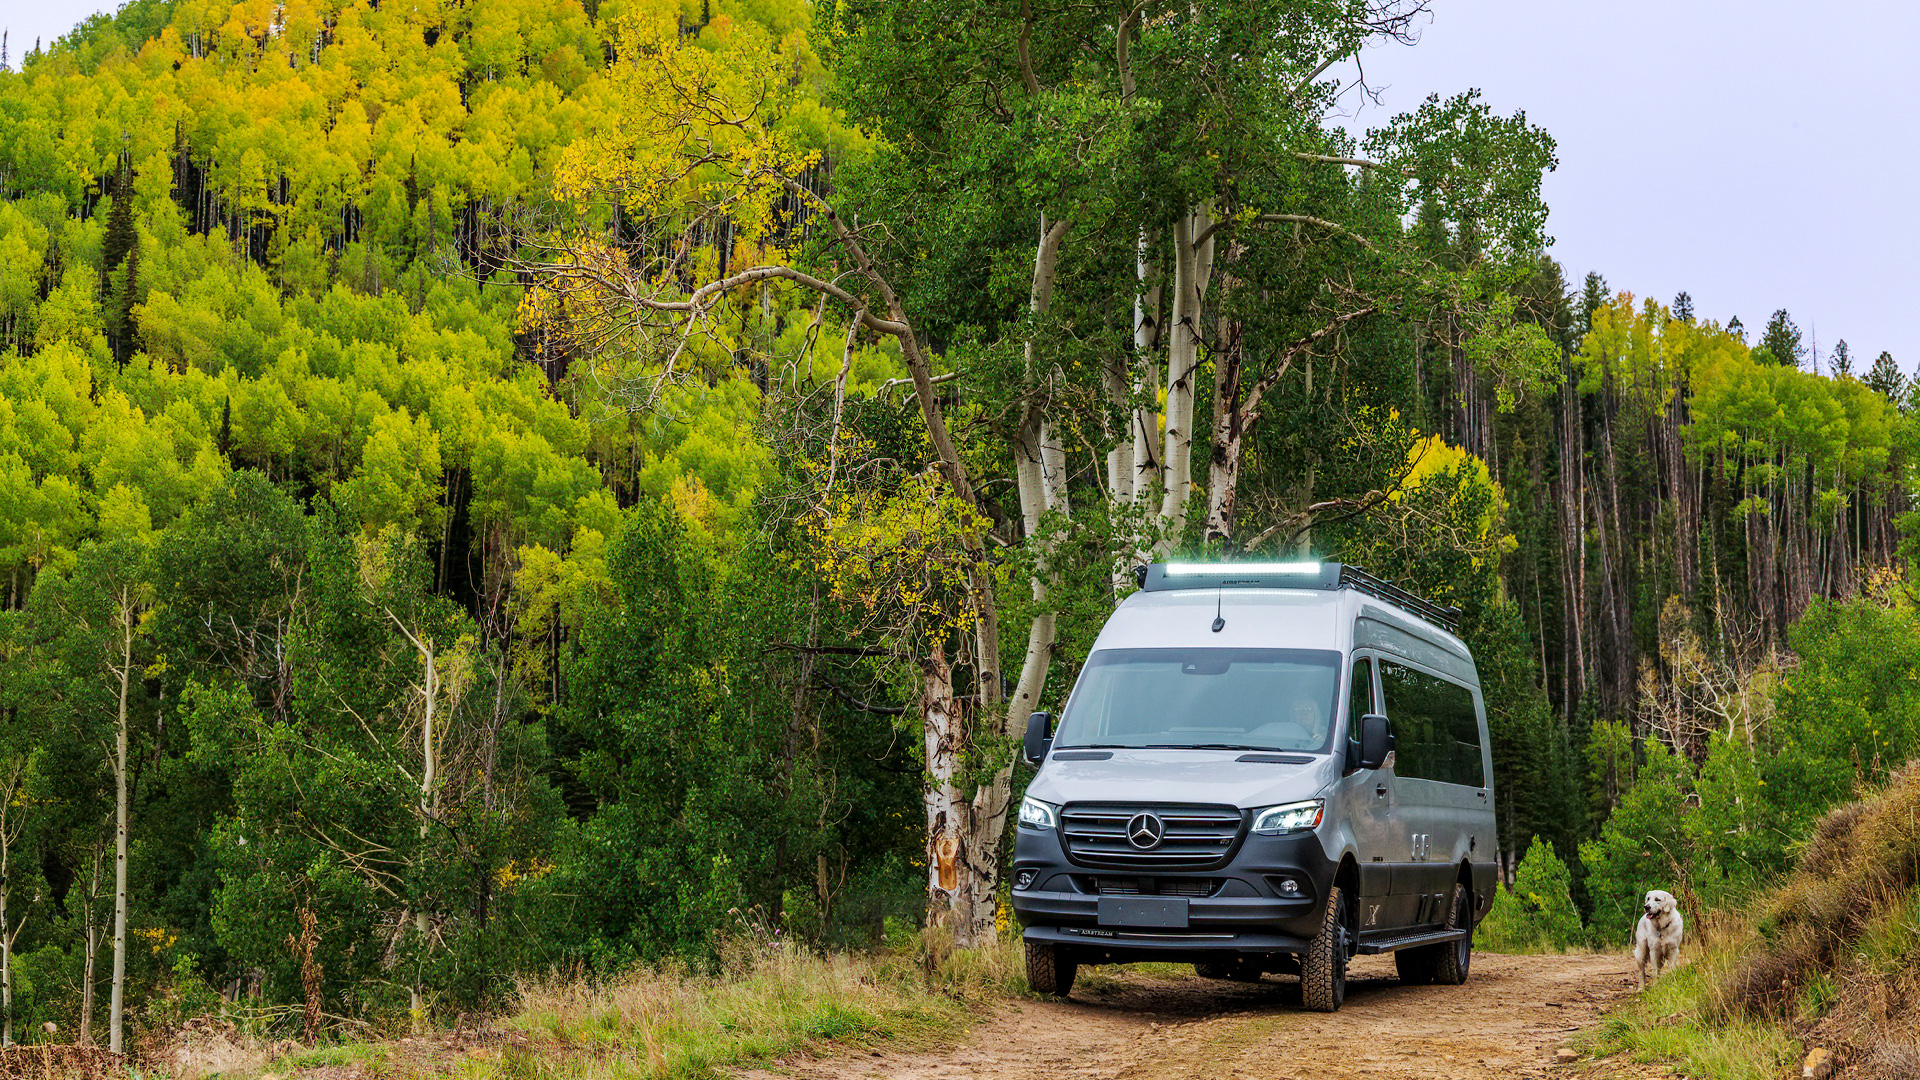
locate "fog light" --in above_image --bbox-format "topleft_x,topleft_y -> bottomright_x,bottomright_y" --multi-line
1279,878 -> 1300,894
1015,870 -> 1037,890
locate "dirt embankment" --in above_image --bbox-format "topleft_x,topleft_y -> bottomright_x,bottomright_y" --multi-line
739,952 -> 1635,1080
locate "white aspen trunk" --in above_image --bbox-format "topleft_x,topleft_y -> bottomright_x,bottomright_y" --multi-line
958,775 -> 1012,942
78,839 -> 102,1046
109,588 -> 131,1056
411,641 -> 439,1033
80,911 -> 98,1045
1128,236 -> 1163,504
1203,313 -> 1244,543
1,846 -> 11,1047
1005,216 -> 1071,729
0,762 -> 23,1050
1157,204 -> 1213,535
923,644 -> 964,930
1109,235 -> 1163,593
923,644 -> 1016,947
1038,423 -> 1070,520
1106,232 -> 1159,502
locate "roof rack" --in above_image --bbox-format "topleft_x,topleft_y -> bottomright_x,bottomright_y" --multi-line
1335,564 -> 1462,633
1132,561 -> 1462,633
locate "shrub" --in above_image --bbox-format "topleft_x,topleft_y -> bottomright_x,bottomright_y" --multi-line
1581,739 -> 1694,942
1476,840 -> 1584,952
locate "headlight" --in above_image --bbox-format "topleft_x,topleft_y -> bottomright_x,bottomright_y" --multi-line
1018,795 -> 1059,830
1252,799 -> 1324,835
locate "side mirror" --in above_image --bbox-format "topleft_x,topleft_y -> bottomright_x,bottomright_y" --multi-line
1356,713 -> 1392,771
1023,712 -> 1055,766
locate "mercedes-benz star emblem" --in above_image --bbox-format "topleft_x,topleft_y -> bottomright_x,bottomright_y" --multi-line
1126,812 -> 1166,849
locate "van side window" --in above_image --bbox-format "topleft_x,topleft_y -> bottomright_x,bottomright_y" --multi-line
1348,656 -> 1373,722
1379,662 -> 1483,787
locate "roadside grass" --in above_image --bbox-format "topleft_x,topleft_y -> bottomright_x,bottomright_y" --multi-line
163,933 -> 1029,1080
1580,937 -> 1801,1080
284,1043 -> 393,1070
482,932 -> 1026,1080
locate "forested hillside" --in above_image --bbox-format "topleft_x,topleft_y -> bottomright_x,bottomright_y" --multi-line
1,0 -> 1915,1051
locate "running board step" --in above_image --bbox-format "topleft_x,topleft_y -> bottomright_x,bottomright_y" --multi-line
1355,928 -> 1468,954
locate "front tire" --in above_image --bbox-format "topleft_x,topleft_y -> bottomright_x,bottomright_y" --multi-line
1300,884 -> 1350,1012
1026,940 -> 1078,997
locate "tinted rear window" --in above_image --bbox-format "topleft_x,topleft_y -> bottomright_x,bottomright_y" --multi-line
1380,662 -> 1483,787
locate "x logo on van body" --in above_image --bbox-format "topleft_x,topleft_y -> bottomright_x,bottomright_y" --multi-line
1126,812 -> 1165,849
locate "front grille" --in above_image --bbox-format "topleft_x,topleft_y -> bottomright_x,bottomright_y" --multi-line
1060,803 -> 1245,870
1083,876 -> 1217,897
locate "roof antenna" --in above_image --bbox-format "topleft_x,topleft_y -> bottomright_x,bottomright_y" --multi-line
1211,585 -> 1225,633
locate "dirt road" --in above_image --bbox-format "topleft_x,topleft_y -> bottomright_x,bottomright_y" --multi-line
742,952 -> 1636,1080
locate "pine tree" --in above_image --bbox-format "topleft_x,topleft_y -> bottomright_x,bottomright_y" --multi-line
1728,315 -> 1745,341
1867,350 -> 1905,402
99,156 -> 139,367
1831,339 -> 1852,378
1578,271 -> 1609,337
1760,309 -> 1803,367
114,241 -> 139,365
100,156 -> 136,283
1673,291 -> 1694,323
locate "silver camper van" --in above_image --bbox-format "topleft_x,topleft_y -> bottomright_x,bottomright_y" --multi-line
1011,562 -> 1496,1012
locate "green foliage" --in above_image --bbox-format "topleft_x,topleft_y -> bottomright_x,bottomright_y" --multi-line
1475,841 -> 1583,953
1580,739 -> 1693,943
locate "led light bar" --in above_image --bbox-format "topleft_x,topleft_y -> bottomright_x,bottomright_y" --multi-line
1137,561 -> 1342,593
1164,561 -> 1323,575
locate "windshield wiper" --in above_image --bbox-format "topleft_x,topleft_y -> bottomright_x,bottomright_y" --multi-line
1139,743 -> 1276,751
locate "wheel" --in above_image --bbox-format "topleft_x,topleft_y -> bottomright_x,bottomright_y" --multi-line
1396,882 -> 1473,987
1433,882 -> 1473,985
1026,939 -> 1078,997
1300,884 -> 1350,1012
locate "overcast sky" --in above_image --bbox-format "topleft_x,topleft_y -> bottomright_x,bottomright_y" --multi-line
7,0 -> 1917,372
1335,1 -> 1920,372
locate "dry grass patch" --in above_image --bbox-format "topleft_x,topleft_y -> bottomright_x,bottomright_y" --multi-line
494,933 -> 1023,1079
1717,762 -> 1920,1071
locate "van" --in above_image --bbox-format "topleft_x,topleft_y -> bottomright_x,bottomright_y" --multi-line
1010,562 -> 1496,1011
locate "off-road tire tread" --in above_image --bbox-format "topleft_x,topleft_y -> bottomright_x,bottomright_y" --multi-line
1301,885 -> 1348,1012
1026,940 -> 1077,997
1433,882 -> 1472,985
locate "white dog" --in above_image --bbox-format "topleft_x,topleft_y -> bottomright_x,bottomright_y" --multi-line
1632,889 -> 1684,989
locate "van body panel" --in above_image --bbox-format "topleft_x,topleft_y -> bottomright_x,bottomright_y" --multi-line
1021,751 -> 1331,811
1354,613 -> 1477,677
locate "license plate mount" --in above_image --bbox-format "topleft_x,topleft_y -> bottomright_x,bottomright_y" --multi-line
1097,896 -> 1191,928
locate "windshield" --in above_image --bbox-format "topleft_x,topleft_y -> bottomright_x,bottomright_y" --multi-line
1054,648 -> 1343,752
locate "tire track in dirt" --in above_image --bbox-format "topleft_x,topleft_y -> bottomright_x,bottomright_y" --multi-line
737,952 -> 1635,1080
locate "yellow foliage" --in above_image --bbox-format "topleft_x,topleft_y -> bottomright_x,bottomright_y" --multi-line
799,437 -> 983,643
1395,434 -> 1517,563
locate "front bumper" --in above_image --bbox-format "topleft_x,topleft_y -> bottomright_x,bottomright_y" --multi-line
1010,821 -> 1339,960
